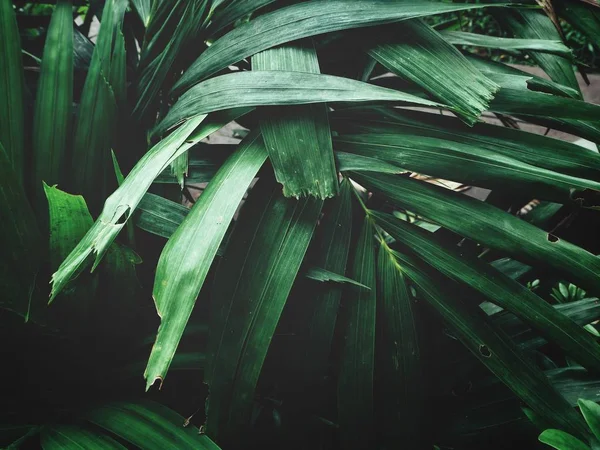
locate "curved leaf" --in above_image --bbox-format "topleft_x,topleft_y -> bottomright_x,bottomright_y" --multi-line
145,130 -> 267,390
174,0 -> 512,93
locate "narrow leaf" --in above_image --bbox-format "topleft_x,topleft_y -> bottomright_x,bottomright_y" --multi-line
376,241 -> 422,444
0,0 -> 25,183
136,193 -> 189,239
32,0 -> 73,208
338,216 -> 377,450
371,211 -> 600,374
145,130 -> 268,390
174,0 -> 512,93
366,20 -> 499,125
206,179 -> 322,439
305,267 -> 368,289
0,142 -> 42,320
351,172 -> 600,296
392,250 -> 590,440
254,41 -> 338,199
159,71 -> 442,136
442,30 -> 572,57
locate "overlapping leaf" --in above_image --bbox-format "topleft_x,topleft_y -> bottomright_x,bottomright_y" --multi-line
145,130 -> 268,391
365,20 -> 499,125
206,179 -> 322,440
32,0 -> 73,208
338,216 -> 377,450
370,211 -> 600,374
351,172 -> 600,295
173,0 -> 511,93
254,41 -> 338,199
0,0 -> 25,183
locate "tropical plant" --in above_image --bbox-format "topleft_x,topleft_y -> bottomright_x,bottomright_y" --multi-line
538,398 -> 600,450
2,0 -> 600,449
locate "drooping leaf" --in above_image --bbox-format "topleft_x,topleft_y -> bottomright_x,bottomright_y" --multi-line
173,0 -> 512,93
50,115 -> 205,300
351,172 -> 600,296
441,30 -> 572,57
254,41 -> 338,199
40,425 -> 126,450
488,73 -> 600,121
0,0 -> 25,183
0,142 -> 42,320
51,108 -> 251,301
333,107 -> 600,180
390,249 -> 590,440
334,130 -> 600,204
376,241 -> 422,445
370,211 -> 600,374
145,130 -> 268,390
539,429 -> 589,450
365,20 -> 499,125
87,401 -> 222,450
158,71 -> 442,136
206,179 -> 322,440
31,0 -> 73,208
338,216 -> 377,450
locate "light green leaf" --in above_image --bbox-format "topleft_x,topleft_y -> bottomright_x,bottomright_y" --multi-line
87,401 -> 221,450
442,30 -> 572,57
174,0 -> 512,93
31,0 -> 73,209
539,429 -> 590,450
305,266 -> 368,289
41,425 -> 126,450
254,41 -> 338,199
370,211 -> 600,374
366,20 -> 499,125
145,130 -> 268,390
338,216 -> 377,450
44,183 -> 93,271
50,114 -> 205,301
159,71 -> 442,136
579,399 -> 600,443
0,0 -> 25,183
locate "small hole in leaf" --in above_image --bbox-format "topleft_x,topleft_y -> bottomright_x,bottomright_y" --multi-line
547,233 -> 559,243
479,345 -> 491,358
